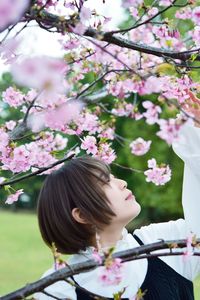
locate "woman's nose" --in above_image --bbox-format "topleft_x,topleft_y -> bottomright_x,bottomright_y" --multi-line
120,179 -> 127,189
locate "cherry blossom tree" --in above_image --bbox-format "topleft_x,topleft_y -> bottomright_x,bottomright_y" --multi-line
1,0 -> 200,203
1,0 -> 200,298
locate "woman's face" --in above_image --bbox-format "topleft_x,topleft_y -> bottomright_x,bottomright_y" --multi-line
103,174 -> 141,226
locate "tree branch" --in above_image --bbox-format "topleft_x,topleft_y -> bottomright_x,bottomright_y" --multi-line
109,0 -> 181,34
2,238 -> 200,300
0,152 -> 75,188
22,9 -> 200,62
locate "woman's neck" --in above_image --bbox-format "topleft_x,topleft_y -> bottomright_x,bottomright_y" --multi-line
97,226 -> 124,249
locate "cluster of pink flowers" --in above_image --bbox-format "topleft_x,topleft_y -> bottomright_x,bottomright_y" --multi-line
65,111 -> 101,136
144,158 -> 172,186
99,258 -> 123,286
0,128 -> 9,155
0,129 -> 67,174
81,136 -> 98,155
80,135 -> 116,164
122,0 -> 143,9
130,138 -> 151,156
142,101 -> 162,125
0,38 -> 21,64
2,87 -> 24,108
192,7 -> 200,25
92,249 -> 124,286
11,56 -> 68,93
162,76 -> 197,104
5,189 -> 24,205
157,119 -> 183,145
96,143 -> 116,164
190,26 -> 200,47
152,25 -> 182,49
111,102 -> 142,120
175,7 -> 192,20
98,127 -> 115,140
159,0 -> 173,6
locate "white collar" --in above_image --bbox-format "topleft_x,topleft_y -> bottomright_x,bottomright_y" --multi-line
78,227 -> 130,257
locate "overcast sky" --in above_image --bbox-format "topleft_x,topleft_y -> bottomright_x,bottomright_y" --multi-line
0,0 -> 125,75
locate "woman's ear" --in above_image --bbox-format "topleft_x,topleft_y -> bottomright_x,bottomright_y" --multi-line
71,208 -> 88,224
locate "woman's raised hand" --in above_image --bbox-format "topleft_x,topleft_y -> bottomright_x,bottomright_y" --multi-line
183,90 -> 200,128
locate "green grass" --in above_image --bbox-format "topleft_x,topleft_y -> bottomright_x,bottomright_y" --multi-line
0,210 -> 53,296
0,211 -> 200,299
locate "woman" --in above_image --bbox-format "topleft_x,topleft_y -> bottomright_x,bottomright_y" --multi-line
35,119 -> 200,300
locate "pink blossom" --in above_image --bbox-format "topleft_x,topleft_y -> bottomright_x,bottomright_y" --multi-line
25,89 -> 38,103
144,159 -> 171,186
159,0 -> 173,6
0,128 -> 9,154
122,0 -> 142,8
0,0 -> 29,31
78,112 -> 101,134
148,7 -> 158,17
80,6 -> 92,22
4,145 -> 31,173
5,120 -> 16,130
2,87 -> 24,108
71,22 -> 87,35
111,103 -> 142,120
92,249 -> 103,264
27,100 -> 83,132
183,233 -> 194,262
142,101 -> 162,124
54,134 -> 68,151
44,101 -> 83,130
98,127 -> 115,140
175,7 -> 192,20
54,261 -> 66,270
81,136 -> 98,155
60,39 -> 80,50
147,158 -> 157,169
162,75 -> 196,104
130,7 -> 139,18
192,7 -> 200,25
5,189 -> 24,205
11,56 -> 68,93
152,25 -> 169,39
191,26 -> 200,47
99,258 -> 123,286
0,38 -> 21,64
130,138 -> 151,156
95,143 -> 116,164
157,119 -> 183,145
141,76 -> 165,95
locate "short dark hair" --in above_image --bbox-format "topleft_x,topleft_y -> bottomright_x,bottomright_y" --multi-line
37,155 -> 116,254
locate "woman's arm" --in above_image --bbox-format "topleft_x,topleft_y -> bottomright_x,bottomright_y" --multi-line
134,120 -> 200,280
172,121 -> 200,237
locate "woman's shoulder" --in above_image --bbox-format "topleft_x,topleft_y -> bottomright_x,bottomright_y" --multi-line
133,218 -> 187,244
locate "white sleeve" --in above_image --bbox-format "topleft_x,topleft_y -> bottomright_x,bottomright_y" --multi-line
172,121 -> 200,237
34,268 -> 77,300
134,122 -> 200,280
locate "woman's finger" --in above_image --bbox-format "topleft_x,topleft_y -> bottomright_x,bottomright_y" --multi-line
187,90 -> 200,104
